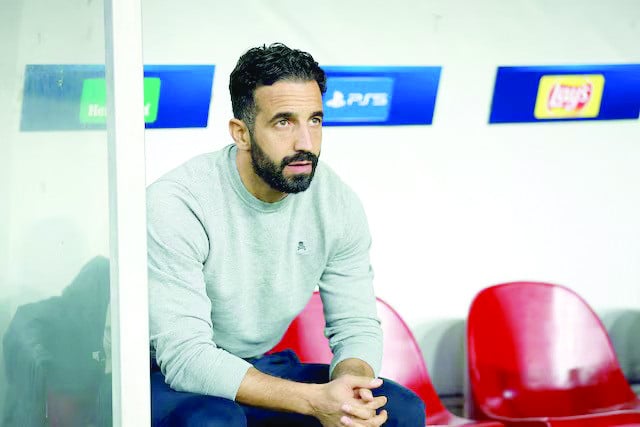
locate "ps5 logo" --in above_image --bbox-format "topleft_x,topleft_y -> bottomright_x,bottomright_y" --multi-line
322,76 -> 394,123
325,91 -> 389,108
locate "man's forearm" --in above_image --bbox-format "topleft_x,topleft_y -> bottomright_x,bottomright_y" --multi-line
235,367 -> 319,414
331,358 -> 375,380
236,363 -> 386,426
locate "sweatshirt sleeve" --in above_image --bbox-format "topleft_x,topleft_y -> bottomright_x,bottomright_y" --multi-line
147,180 -> 251,400
318,189 -> 383,377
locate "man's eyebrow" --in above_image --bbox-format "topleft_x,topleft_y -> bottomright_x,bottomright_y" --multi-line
268,111 -> 324,122
269,112 -> 294,123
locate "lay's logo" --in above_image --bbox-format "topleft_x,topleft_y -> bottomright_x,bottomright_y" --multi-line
534,74 -> 605,119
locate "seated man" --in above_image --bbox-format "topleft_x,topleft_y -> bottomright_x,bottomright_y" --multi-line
147,42 -> 425,427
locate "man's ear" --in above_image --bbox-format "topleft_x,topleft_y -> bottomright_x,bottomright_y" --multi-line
229,118 -> 251,151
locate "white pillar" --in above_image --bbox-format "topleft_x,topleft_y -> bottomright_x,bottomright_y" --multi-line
104,0 -> 151,424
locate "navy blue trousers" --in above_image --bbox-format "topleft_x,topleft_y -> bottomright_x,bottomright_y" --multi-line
151,350 -> 425,426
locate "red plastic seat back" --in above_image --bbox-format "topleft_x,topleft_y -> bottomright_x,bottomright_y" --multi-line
467,282 -> 636,419
271,292 -> 446,416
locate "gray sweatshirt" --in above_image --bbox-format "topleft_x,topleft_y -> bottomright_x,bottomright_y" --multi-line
147,144 -> 382,400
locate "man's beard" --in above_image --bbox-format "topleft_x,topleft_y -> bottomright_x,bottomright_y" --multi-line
249,134 -> 319,194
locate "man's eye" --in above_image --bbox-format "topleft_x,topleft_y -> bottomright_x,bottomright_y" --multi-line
311,117 -> 323,125
276,119 -> 289,127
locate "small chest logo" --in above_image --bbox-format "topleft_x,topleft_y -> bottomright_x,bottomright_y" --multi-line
296,241 -> 308,255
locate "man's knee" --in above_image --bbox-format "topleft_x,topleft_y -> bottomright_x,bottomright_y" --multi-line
376,379 -> 426,427
162,395 -> 247,427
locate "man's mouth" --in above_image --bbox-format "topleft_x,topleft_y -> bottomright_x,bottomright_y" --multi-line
284,161 -> 312,174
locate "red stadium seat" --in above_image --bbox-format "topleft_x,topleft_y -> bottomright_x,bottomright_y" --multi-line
271,291 -> 503,426
466,281 -> 640,427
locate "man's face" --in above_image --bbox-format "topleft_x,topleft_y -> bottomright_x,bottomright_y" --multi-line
248,80 -> 323,194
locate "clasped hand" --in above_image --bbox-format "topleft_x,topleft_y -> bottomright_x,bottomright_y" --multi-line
312,374 -> 388,427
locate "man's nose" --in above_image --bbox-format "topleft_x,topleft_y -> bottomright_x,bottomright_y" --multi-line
294,124 -> 313,151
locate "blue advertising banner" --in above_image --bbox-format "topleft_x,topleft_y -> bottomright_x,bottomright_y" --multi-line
21,64 -> 215,131
489,64 -> 640,124
321,66 -> 441,126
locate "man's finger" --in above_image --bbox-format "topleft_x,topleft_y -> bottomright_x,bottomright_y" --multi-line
342,375 -> 383,390
369,409 -> 388,426
364,395 -> 387,410
358,388 -> 374,402
341,403 -> 375,420
339,408 -> 388,427
340,415 -> 366,426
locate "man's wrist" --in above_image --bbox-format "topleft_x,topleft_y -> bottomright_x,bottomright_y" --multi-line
331,358 -> 375,380
300,382 -> 323,416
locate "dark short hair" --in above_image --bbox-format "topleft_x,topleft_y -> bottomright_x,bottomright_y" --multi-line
229,43 -> 327,127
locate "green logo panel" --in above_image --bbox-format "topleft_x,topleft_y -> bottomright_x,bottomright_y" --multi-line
79,77 -> 161,124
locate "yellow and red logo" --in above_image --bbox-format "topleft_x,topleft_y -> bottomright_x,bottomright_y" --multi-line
534,74 -> 605,119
